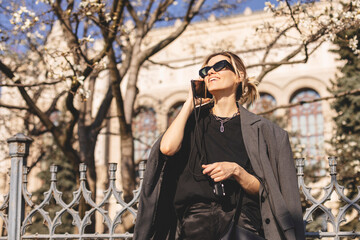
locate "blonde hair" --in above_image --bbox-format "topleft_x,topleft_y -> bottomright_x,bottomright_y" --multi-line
202,51 -> 259,105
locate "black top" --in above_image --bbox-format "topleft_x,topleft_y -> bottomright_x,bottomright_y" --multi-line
173,108 -> 262,231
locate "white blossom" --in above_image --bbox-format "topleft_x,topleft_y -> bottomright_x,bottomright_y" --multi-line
10,6 -> 38,32
79,1 -> 89,8
81,35 -> 94,43
79,0 -> 104,9
264,2 -> 275,12
79,87 -> 91,101
349,141 -> 357,147
77,76 -> 85,85
349,35 -> 359,53
0,42 -> 5,52
105,13 -> 112,22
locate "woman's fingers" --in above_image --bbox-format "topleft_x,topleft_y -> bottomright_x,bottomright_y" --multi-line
194,97 -> 211,106
202,162 -> 237,181
187,85 -> 211,107
202,164 -> 215,174
211,172 -> 225,182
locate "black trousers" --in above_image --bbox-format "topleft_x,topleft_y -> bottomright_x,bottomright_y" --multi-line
176,202 -> 235,240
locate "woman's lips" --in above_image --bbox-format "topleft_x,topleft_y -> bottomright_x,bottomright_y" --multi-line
208,77 -> 218,83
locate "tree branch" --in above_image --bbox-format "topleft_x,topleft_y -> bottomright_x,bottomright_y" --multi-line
248,39 -> 324,68
140,0 -> 205,63
147,58 -> 203,69
28,150 -> 45,171
285,0 -> 302,35
91,85 -> 113,134
126,0 -> 142,29
255,26 -> 327,83
258,88 -> 360,115
144,0 -> 175,35
0,102 -> 29,110
0,60 -> 15,79
46,90 -> 67,114
143,0 -> 156,23
261,25 -> 294,65
0,80 -> 63,88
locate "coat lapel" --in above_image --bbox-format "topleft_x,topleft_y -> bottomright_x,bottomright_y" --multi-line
238,105 -> 263,178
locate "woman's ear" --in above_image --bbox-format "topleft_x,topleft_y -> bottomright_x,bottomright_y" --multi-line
238,72 -> 245,83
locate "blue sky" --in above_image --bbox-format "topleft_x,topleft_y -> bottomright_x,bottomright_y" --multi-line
240,0 -> 278,12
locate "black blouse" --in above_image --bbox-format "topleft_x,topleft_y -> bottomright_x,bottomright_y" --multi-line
173,108 -> 262,232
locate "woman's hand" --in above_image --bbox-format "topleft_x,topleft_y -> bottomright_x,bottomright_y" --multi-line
187,82 -> 211,107
202,162 -> 260,195
202,162 -> 238,182
160,82 -> 209,156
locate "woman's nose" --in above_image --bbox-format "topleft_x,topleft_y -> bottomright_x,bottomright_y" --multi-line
207,67 -> 216,76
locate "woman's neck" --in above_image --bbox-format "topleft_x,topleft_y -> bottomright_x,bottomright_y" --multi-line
212,97 -> 238,117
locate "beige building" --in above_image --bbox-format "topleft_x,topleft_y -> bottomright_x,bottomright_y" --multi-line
0,4 -> 340,182
129,7 -> 341,172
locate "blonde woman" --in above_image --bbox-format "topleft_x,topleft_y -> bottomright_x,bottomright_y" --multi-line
134,51 -> 305,240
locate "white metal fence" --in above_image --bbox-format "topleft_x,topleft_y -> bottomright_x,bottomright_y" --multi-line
0,133 -> 359,239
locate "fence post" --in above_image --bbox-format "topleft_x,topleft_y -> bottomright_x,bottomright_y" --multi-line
7,133 -> 33,240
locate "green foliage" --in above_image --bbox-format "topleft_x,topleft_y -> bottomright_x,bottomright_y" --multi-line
330,27 -> 360,188
329,26 -> 360,231
28,136 -> 77,234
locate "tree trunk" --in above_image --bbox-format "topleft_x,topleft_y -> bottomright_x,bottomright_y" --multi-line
120,130 -> 136,202
106,47 -> 137,202
78,124 -> 97,232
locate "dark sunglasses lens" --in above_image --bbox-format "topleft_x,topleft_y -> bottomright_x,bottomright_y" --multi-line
213,61 -> 226,72
199,60 -> 231,78
199,66 -> 210,78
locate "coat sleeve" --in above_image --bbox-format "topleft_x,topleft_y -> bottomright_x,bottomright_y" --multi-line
276,131 -> 305,240
134,137 -> 178,240
133,137 -> 167,240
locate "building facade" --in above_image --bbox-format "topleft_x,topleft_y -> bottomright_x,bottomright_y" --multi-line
129,7 -> 341,171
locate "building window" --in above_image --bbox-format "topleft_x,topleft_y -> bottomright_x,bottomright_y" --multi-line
167,102 -> 183,127
289,89 -> 324,166
249,93 -> 277,115
132,107 -> 159,163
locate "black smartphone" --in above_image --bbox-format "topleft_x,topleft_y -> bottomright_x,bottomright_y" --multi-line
191,80 -> 212,99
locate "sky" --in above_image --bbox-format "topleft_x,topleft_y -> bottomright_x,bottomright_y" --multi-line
240,0 -> 277,12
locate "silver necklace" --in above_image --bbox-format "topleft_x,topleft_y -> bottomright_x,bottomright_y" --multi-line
210,109 -> 240,133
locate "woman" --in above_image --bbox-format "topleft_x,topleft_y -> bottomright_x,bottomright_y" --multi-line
134,51 -> 305,240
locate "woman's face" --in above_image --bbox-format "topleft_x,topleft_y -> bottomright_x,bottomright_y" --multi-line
203,55 -> 241,98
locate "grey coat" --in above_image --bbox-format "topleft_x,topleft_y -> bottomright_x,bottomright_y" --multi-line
134,105 -> 305,240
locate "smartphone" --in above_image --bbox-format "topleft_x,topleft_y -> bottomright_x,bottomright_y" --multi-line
191,80 -> 212,99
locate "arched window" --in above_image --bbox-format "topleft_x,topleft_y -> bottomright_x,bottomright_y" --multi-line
248,93 -> 277,119
167,102 -> 184,127
132,107 -> 158,163
290,89 -> 324,166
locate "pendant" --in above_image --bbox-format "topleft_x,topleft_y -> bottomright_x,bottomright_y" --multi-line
220,122 -> 225,132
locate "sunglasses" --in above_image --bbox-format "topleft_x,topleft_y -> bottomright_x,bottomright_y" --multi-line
199,60 -> 235,78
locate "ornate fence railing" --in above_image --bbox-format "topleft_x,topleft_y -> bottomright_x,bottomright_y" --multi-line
0,133 -> 359,239
297,157 -> 360,239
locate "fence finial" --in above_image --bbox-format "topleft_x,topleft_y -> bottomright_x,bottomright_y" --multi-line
139,160 -> 146,180
50,165 -> 58,182
296,158 -> 305,177
7,133 -> 33,157
79,163 -> 87,181
109,163 -> 117,181
7,133 -> 33,240
328,156 -> 337,176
